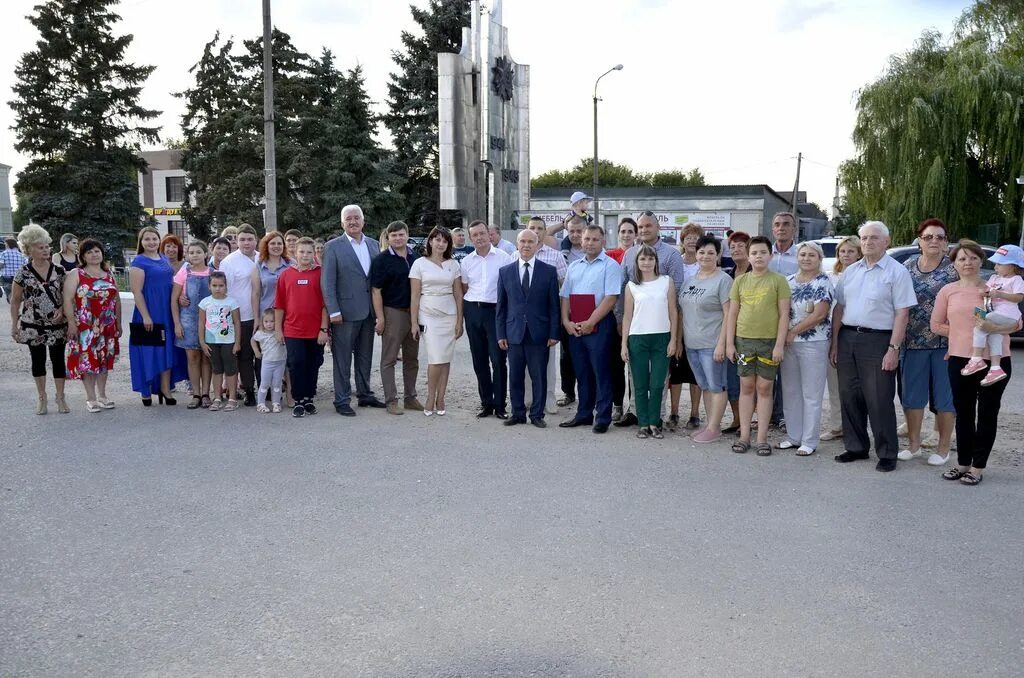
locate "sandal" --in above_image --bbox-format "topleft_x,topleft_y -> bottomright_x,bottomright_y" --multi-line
666,414 -> 679,430
651,426 -> 664,439
200,395 -> 212,409
959,472 -> 983,486
942,467 -> 967,480
756,443 -> 772,456
272,403 -> 282,414
208,398 -> 223,412
731,440 -> 751,454
775,440 -> 798,450
636,427 -> 650,439
223,399 -> 239,412
187,396 -> 202,410
795,446 -> 815,457
256,403 -> 270,413
85,400 -> 102,414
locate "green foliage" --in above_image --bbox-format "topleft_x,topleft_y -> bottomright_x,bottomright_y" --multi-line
840,1 -> 1024,244
9,0 -> 160,249
384,0 -> 470,230
179,32 -> 399,240
531,158 -> 706,189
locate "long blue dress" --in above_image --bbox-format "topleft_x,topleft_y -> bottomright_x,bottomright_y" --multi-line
129,254 -> 189,396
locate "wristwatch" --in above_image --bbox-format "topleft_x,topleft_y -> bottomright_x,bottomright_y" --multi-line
887,344 -> 898,351
319,327 -> 328,332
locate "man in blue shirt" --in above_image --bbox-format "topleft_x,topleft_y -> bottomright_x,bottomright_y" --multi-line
559,225 -> 622,433
1,238 -> 28,302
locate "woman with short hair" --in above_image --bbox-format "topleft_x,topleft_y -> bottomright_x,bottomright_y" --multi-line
821,236 -> 862,441
777,241 -> 834,455
897,219 -> 957,464
63,239 -> 121,412
9,224 -> 69,414
52,233 -> 78,271
931,240 -> 1016,485
160,234 -> 186,274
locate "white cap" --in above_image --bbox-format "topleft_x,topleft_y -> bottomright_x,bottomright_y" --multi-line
569,191 -> 592,205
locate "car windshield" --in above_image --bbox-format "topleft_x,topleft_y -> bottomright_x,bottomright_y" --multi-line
819,242 -> 837,257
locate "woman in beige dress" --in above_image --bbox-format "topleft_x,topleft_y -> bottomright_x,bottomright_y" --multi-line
409,226 -> 464,416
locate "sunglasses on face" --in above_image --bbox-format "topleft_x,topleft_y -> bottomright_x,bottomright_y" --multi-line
920,234 -> 947,242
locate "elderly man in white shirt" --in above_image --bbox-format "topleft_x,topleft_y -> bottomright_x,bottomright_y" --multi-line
461,219 -> 512,418
830,221 -> 918,472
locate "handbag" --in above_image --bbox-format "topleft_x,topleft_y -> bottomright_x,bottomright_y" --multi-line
129,322 -> 166,346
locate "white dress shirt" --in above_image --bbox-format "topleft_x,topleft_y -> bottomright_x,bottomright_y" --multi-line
513,245 -> 567,282
460,245 -> 512,302
519,257 -> 536,286
347,233 -> 371,276
835,254 -> 918,329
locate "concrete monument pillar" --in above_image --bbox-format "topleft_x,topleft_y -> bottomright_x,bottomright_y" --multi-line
0,163 -> 13,236
438,0 -> 529,231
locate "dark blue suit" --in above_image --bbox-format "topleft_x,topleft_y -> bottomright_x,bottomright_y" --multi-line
496,259 -> 561,421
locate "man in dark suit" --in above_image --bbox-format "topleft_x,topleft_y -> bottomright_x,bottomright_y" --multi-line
496,229 -> 561,427
320,204 -> 386,416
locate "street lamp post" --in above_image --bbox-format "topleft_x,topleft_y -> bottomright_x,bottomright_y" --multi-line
593,64 -> 623,229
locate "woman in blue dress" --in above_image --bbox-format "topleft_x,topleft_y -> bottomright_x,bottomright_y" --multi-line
129,227 -> 188,405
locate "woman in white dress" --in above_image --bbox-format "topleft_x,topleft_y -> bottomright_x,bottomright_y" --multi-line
409,227 -> 464,416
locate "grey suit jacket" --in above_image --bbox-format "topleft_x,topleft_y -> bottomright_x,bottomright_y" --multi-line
321,233 -> 380,322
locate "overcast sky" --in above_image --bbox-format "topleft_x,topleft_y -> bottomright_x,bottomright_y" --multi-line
0,0 -> 970,212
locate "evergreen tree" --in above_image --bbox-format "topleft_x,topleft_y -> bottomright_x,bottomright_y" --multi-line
532,159 -> 706,189
384,0 -> 470,229
10,0 -> 160,250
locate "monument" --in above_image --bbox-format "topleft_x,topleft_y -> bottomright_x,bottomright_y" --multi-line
438,0 -> 529,231
0,163 -> 13,236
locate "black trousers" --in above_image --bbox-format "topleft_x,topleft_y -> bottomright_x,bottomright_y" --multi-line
837,328 -> 898,460
464,302 -> 507,412
237,319 -> 256,390
29,342 -> 66,378
947,356 -> 1011,469
285,337 -> 323,405
560,326 -> 576,399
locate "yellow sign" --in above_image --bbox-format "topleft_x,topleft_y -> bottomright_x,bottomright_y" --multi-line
144,207 -> 182,216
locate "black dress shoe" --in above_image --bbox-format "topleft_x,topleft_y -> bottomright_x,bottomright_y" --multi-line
558,418 -> 593,428
503,417 -> 526,426
476,407 -> 495,418
335,404 -> 356,416
876,458 -> 897,472
494,411 -> 509,420
530,418 -> 547,428
835,450 -> 870,463
359,397 -> 386,408
613,412 -> 638,427
593,423 -> 609,434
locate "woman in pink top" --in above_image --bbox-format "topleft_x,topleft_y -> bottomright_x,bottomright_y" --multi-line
931,240 -> 1017,486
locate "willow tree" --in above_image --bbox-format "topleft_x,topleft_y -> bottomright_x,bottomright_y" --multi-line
840,0 -> 1024,243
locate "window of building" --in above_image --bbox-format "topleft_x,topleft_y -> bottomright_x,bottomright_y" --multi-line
168,220 -> 188,241
165,176 -> 185,203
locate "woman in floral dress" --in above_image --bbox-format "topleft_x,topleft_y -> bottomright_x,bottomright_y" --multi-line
63,239 -> 122,412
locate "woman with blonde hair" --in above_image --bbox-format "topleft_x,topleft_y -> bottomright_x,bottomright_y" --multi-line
52,233 -> 78,271
9,224 -> 69,414
821,235 -> 863,441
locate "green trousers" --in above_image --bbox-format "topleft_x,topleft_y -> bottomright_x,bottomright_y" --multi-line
627,332 -> 671,428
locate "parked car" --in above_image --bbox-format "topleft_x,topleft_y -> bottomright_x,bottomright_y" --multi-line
809,237 -> 847,275
887,244 -> 1023,337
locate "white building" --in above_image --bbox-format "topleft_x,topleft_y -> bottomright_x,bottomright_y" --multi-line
138,150 -> 187,240
0,163 -> 13,236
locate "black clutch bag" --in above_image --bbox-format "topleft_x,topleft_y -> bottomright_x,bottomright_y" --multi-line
129,322 -> 166,346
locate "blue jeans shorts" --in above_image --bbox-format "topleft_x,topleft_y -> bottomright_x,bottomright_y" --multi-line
901,348 -> 955,412
686,347 -> 728,393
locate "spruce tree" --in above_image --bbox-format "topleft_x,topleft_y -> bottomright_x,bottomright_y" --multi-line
384,0 -> 470,230
10,0 -> 160,252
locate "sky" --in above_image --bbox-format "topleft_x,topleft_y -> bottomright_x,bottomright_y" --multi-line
0,0 -> 972,214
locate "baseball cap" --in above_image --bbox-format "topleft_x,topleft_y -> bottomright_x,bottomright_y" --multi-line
989,244 -> 1024,268
569,191 -> 592,205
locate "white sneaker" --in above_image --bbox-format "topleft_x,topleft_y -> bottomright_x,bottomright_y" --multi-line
897,422 -> 908,437
927,453 -> 950,466
897,449 -> 921,461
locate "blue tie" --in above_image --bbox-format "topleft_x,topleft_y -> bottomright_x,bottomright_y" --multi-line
521,261 -> 531,297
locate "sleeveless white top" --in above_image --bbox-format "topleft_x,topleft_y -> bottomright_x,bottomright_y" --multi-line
627,276 -> 671,335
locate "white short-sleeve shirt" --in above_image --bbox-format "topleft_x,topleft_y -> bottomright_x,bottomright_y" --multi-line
836,254 -> 917,329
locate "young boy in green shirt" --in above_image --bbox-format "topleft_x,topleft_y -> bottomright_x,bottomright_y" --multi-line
725,235 -> 791,455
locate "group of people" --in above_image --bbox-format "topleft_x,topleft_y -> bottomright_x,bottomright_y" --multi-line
6,200 -> 1020,486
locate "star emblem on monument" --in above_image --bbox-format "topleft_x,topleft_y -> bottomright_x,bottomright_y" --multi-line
490,56 -> 515,102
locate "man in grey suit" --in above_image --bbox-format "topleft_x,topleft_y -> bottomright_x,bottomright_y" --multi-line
321,204 -> 387,415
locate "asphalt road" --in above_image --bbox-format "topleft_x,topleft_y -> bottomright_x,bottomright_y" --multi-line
1,302 -> 1022,676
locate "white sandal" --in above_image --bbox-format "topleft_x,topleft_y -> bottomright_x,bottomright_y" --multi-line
85,401 -> 102,413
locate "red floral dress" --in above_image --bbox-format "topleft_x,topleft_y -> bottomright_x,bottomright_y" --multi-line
67,269 -> 120,378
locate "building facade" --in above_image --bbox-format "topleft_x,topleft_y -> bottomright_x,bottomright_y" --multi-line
0,163 -> 13,236
528,186 -> 828,247
138,150 -> 187,240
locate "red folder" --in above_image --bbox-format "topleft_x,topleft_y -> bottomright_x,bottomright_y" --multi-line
569,294 -> 597,323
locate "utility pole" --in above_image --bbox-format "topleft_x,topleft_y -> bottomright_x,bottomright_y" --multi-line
262,0 -> 278,232
592,64 -> 623,228
790,152 -> 803,216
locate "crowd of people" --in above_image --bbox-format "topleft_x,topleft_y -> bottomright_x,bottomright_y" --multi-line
5,197 -> 1021,486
